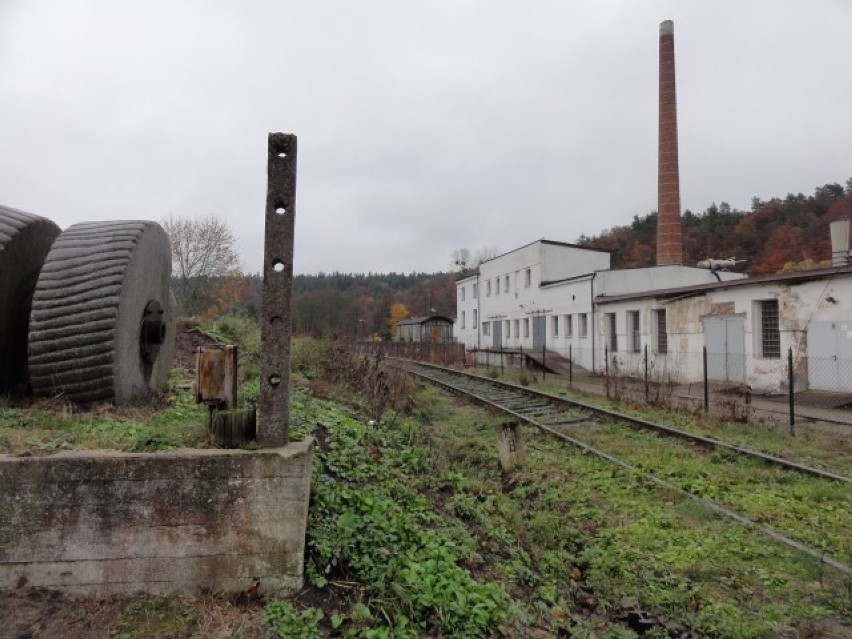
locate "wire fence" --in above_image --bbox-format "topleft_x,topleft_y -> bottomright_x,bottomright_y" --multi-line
355,340 -> 852,437
354,340 -> 466,368
593,346 -> 852,437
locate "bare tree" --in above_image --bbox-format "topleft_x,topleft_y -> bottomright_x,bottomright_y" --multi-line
450,246 -> 499,272
450,247 -> 472,271
161,214 -> 241,315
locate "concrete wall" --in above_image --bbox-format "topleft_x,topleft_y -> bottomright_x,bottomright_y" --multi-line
595,265 -> 744,298
0,440 -> 313,596
594,273 -> 852,391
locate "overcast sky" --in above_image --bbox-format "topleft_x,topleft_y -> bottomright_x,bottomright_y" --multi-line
1,1 -> 850,275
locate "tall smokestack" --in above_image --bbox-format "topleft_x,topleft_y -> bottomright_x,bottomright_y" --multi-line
657,19 -> 683,266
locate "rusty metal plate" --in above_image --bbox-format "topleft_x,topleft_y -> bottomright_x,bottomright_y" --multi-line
196,344 -> 238,409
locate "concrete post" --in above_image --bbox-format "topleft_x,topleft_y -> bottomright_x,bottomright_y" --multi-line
259,133 -> 297,447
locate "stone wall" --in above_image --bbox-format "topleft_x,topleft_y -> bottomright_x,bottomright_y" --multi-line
0,440 -> 313,596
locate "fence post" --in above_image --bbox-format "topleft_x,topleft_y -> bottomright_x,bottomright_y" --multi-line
644,344 -> 649,403
569,344 -> 573,386
500,342 -> 504,375
542,346 -> 546,381
605,345 -> 610,399
788,348 -> 795,436
703,346 -> 709,414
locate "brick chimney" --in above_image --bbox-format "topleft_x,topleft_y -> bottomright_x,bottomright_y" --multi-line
657,19 -> 683,266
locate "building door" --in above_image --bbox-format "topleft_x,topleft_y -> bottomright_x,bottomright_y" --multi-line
532,316 -> 546,350
431,325 -> 442,344
703,316 -> 745,383
807,321 -> 852,392
492,320 -> 502,349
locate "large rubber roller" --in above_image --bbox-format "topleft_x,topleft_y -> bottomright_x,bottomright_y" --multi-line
0,206 -> 61,392
28,221 -> 176,403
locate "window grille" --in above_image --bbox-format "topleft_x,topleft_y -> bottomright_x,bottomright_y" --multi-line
606,313 -> 617,351
552,316 -> 559,337
566,315 -> 573,338
628,311 -> 640,352
761,300 -> 780,358
579,313 -> 588,338
655,309 -> 667,353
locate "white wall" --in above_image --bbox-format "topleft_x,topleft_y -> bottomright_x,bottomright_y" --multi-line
593,273 -> 852,391
455,241 -> 607,370
595,265 -> 745,298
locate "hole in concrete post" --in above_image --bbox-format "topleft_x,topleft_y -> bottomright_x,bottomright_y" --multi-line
270,316 -> 282,325
275,207 -> 286,215
277,151 -> 287,158
268,373 -> 281,387
273,260 -> 284,272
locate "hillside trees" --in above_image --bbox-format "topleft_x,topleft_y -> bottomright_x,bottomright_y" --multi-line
388,302 -> 410,338
578,180 -> 851,274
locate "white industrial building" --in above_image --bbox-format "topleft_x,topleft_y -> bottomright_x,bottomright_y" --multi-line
455,228 -> 852,394
454,20 -> 852,394
455,239 -> 744,371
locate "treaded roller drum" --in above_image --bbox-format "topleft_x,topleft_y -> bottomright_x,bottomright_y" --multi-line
28,221 -> 176,403
0,205 -> 61,392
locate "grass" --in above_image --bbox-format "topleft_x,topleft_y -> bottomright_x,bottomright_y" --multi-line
276,375 -> 851,638
0,389 -> 208,455
467,365 -> 852,476
2,336 -> 850,637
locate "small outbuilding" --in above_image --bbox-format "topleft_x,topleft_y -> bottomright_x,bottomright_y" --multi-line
396,315 -> 455,343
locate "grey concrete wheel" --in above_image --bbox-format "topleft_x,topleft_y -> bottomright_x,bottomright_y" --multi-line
28,221 -> 176,403
0,205 -> 61,393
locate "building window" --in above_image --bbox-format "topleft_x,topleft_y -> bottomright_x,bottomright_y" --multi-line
758,300 -> 781,358
504,275 -> 510,292
460,286 -> 465,302
605,313 -> 617,351
524,268 -> 531,287
495,278 -> 500,294
552,315 -> 559,337
461,311 -> 465,330
482,322 -> 490,336
505,320 -> 511,337
566,314 -> 573,338
654,309 -> 667,353
579,313 -> 588,338
514,319 -> 520,338
473,283 -> 477,297
628,310 -> 640,352
473,309 -> 478,327
523,318 -> 530,338
486,281 -> 491,296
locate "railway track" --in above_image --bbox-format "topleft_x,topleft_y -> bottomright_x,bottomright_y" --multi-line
392,359 -> 852,577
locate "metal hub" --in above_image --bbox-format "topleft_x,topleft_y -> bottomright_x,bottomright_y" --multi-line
140,300 -> 166,364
